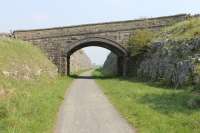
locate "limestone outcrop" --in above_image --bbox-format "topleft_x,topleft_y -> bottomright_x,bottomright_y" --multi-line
102,38 -> 200,87
70,50 -> 92,73
135,38 -> 200,87
102,53 -> 118,76
0,33 -> 9,38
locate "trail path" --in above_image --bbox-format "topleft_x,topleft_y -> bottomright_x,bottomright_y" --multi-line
54,71 -> 135,133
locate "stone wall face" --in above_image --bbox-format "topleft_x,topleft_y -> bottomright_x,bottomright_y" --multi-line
70,50 -> 91,73
135,38 -> 200,87
102,38 -> 200,87
102,53 -> 118,75
0,33 -> 10,38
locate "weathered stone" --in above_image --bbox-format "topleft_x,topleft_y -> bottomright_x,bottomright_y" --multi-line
2,71 -> 10,77
70,50 -> 92,73
135,38 -> 200,87
0,33 -> 10,38
103,53 -> 118,75
13,14 -> 189,75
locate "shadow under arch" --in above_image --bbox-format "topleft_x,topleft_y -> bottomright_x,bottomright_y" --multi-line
63,37 -> 129,76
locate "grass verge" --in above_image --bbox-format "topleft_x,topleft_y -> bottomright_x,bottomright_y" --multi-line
93,69 -> 200,133
0,75 -> 72,133
70,68 -> 92,77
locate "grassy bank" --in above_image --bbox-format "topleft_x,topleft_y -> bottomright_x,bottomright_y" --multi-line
0,38 -> 73,132
93,70 -> 200,133
0,76 -> 72,133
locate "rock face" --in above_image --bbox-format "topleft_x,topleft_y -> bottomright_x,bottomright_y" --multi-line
102,38 -> 200,87
70,50 -> 92,73
0,33 -> 9,38
136,38 -> 200,87
0,38 -> 58,80
102,53 -> 118,76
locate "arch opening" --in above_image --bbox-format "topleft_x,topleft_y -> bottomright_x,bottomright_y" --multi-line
62,37 -> 128,76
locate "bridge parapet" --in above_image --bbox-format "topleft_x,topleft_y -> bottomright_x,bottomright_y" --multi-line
14,14 -> 188,41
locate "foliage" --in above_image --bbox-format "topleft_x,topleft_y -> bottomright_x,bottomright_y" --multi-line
127,29 -> 156,56
70,68 -> 92,77
92,68 -> 105,77
93,69 -> 200,133
93,67 -> 117,78
187,95 -> 200,109
127,17 -> 200,56
127,17 -> 200,87
158,17 -> 200,40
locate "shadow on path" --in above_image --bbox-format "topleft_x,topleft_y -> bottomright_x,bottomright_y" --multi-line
69,75 -> 114,80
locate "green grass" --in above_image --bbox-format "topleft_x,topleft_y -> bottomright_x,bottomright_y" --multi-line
128,29 -> 156,56
127,17 -> 200,57
70,68 -> 92,77
159,17 -> 200,40
0,76 -> 72,133
93,70 -> 200,133
0,38 -> 73,132
128,17 -> 200,46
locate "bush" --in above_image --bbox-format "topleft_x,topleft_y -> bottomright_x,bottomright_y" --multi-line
128,29 -> 155,56
192,84 -> 200,93
187,96 -> 200,109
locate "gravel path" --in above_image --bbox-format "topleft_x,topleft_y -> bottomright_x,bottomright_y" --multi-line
54,71 -> 135,133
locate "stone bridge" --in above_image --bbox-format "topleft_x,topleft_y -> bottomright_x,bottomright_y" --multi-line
13,14 -> 188,76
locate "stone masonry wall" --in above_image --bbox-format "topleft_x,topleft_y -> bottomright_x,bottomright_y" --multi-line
14,14 -> 188,41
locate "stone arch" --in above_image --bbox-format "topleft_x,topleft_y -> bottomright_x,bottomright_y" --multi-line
63,37 -> 129,76
67,37 -> 128,56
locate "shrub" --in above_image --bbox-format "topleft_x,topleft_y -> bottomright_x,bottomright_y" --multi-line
192,84 -> 200,93
128,29 -> 155,56
187,95 -> 200,109
0,104 -> 7,119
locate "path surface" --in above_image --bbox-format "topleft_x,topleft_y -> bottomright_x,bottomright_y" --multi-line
54,71 -> 135,133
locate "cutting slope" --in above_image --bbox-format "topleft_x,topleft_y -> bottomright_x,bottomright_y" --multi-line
0,38 -> 72,133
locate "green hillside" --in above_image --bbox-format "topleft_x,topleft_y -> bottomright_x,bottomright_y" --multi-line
0,38 -> 57,80
0,38 -> 72,133
159,17 -> 200,40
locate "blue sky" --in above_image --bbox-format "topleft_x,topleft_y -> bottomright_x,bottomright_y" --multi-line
0,0 -> 200,65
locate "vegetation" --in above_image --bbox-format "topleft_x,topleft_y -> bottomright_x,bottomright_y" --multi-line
0,76 -> 72,133
0,38 -> 72,133
128,29 -> 156,56
0,38 -> 59,81
93,69 -> 200,133
159,17 -> 200,40
128,17 -> 200,56
70,68 -> 92,77
127,17 -> 200,87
